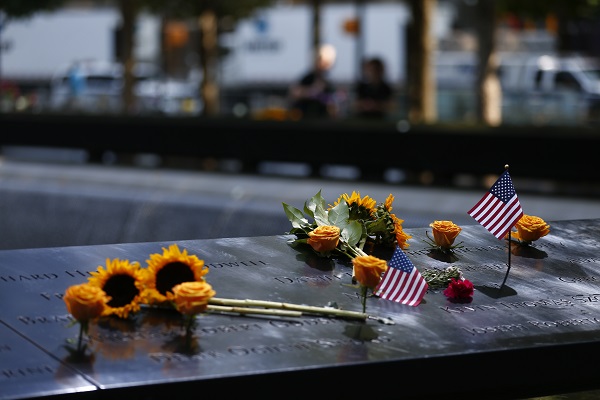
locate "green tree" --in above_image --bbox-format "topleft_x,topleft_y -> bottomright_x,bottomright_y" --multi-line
143,0 -> 276,116
473,0 -> 600,126
0,0 -> 65,18
406,0 -> 437,124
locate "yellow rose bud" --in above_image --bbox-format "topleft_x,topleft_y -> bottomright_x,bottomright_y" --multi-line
172,281 -> 216,316
64,283 -> 110,322
352,255 -> 388,289
430,220 -> 462,249
307,225 -> 340,253
514,215 -> 550,242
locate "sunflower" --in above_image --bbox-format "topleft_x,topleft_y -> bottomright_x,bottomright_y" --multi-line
383,194 -> 394,213
392,213 -> 412,249
87,258 -> 145,319
366,194 -> 412,249
141,244 -> 209,306
330,191 -> 377,221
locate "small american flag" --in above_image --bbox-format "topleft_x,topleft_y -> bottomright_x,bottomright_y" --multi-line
374,246 -> 428,306
467,169 -> 524,240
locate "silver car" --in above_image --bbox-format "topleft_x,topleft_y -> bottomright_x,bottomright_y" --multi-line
47,59 -> 202,115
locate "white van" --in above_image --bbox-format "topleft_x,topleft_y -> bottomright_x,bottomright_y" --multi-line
436,51 -> 600,124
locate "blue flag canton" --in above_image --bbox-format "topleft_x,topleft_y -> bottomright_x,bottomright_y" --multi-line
490,171 -> 516,203
389,249 -> 414,273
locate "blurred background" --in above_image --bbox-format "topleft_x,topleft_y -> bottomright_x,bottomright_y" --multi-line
2,0 -> 600,124
0,0 -> 599,252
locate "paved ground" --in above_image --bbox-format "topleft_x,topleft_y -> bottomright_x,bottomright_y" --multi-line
1,153 -> 599,251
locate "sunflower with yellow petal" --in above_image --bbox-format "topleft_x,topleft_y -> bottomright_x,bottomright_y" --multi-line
392,214 -> 412,249
141,244 -> 209,306
330,191 -> 377,221
87,258 -> 145,319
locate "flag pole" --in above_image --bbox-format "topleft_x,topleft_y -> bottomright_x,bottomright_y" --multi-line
501,164 -> 511,288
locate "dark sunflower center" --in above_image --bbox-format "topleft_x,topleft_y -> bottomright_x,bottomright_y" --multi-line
156,262 -> 195,295
103,274 -> 138,308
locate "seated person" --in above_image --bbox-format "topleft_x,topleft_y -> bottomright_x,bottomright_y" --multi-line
354,57 -> 393,119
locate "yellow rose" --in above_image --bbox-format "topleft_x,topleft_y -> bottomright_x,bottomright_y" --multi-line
64,283 -> 110,322
513,214 -> 550,243
307,225 -> 340,253
172,281 -> 216,316
352,255 -> 388,289
430,220 -> 462,249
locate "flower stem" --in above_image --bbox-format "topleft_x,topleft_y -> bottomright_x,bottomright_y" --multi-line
77,322 -> 84,352
76,320 -> 88,353
184,314 -> 196,336
208,298 -> 368,321
360,286 -> 368,314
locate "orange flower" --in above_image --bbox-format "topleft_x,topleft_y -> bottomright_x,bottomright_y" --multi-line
307,225 -> 340,253
392,213 -> 412,249
64,283 -> 110,323
87,258 -> 145,319
511,215 -> 550,243
142,244 -> 209,305
430,220 -> 462,249
172,281 -> 216,316
352,255 -> 388,289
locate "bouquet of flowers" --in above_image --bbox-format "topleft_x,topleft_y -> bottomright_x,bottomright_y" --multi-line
282,190 -> 411,260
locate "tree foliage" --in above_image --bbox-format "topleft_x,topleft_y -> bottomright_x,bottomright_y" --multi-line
0,0 -> 66,20
142,0 -> 275,22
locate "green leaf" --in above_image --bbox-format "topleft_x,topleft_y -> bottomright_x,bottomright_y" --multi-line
327,201 -> 349,229
282,203 -> 310,229
342,220 -> 364,248
305,190 -> 330,226
365,217 -> 388,234
304,190 -> 325,219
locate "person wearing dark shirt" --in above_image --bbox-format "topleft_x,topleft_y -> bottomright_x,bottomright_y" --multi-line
354,57 -> 393,119
289,44 -> 337,119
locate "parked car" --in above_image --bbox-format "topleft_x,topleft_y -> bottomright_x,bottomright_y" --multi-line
47,59 -> 202,115
436,51 -> 600,124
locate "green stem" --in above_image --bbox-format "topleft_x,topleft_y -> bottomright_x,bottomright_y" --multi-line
185,314 -> 196,336
77,320 -> 88,353
360,286 -> 368,314
208,298 -> 368,321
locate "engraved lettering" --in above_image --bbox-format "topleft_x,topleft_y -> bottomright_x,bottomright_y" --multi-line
461,324 -> 528,335
528,317 -> 600,328
207,260 -> 268,269
64,270 -> 91,278
559,276 -> 599,283
405,249 -> 430,257
149,351 -> 225,363
18,314 -> 73,325
39,292 -> 65,301
273,274 -> 349,285
2,365 -> 54,378
440,306 -> 467,314
0,273 -> 59,283
571,294 -> 600,303
568,257 -> 600,264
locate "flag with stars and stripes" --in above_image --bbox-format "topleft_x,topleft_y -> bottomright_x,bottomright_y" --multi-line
467,169 -> 524,240
374,246 -> 428,306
